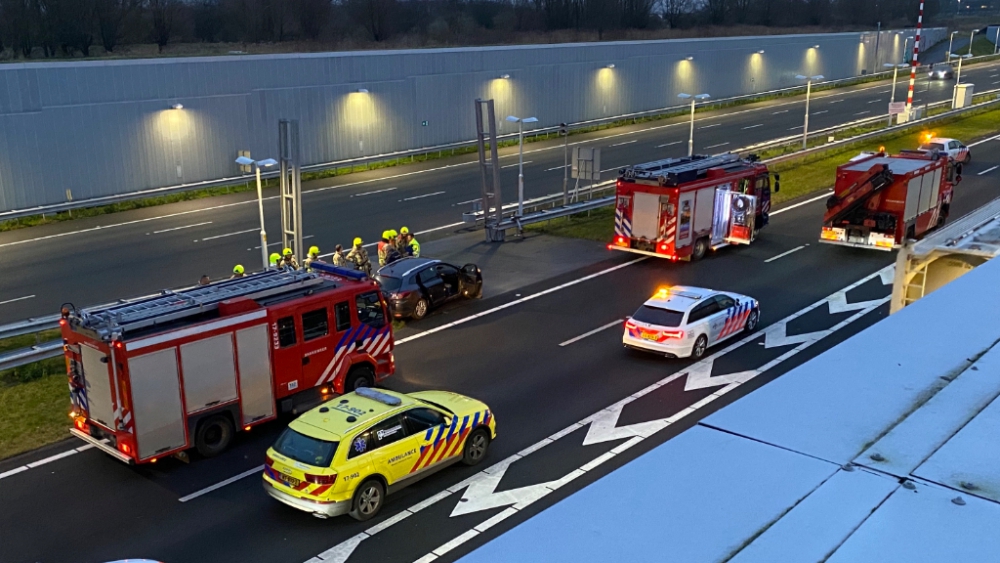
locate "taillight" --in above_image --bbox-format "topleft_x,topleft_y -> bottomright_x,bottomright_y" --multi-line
74,417 -> 87,432
265,454 -> 274,467
119,443 -> 130,455
305,473 -> 337,485
657,242 -> 669,253
614,235 -> 628,247
661,329 -> 685,339
625,320 -> 637,330
392,291 -> 411,299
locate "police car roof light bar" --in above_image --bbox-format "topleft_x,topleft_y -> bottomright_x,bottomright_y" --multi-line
309,260 -> 369,281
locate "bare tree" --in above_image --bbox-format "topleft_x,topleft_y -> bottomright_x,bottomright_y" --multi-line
148,0 -> 180,52
296,0 -> 330,40
620,0 -> 655,28
732,0 -> 752,22
0,0 -> 39,57
705,0 -> 728,23
95,0 -> 141,52
344,0 -> 396,41
658,0 -> 691,27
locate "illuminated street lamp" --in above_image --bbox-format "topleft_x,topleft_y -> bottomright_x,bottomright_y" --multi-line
235,156 -> 279,269
677,93 -> 710,156
795,74 -> 824,149
505,115 -> 539,217
903,36 -> 914,62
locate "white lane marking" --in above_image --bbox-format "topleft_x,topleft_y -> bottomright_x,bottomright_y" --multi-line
877,90 -> 891,94
770,191 -> 833,215
396,258 -> 647,345
657,141 -> 683,148
812,110 -> 829,115
559,319 -> 624,347
252,234 -> 313,251
867,99 -> 883,104
178,465 -> 264,503
828,99 -> 844,104
704,142 -> 730,150
991,74 -> 999,78
742,124 -> 764,129
854,110 -> 871,115
772,110 -> 789,114
699,123 -> 721,129
610,140 -> 637,147
196,228 -> 257,242
978,165 -> 999,176
351,187 -> 397,197
455,197 -> 482,205
315,222 -> 466,259
764,244 -> 807,263
789,125 -> 803,130
26,449 -> 78,468
0,295 -> 35,306
993,81 -> 1000,85
401,191 -> 446,202
969,133 -> 1000,147
309,267 -> 894,563
501,161 -> 532,169
0,441 -> 101,481
545,165 -> 570,171
151,221 -> 212,234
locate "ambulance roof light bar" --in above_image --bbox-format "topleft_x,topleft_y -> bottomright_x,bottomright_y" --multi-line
76,269 -> 322,337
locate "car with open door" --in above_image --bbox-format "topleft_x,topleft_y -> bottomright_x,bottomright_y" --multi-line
375,257 -> 483,320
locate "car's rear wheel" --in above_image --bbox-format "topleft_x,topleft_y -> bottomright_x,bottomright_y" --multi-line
744,309 -> 760,332
462,428 -> 491,466
412,298 -> 430,320
691,335 -> 709,359
349,479 -> 385,521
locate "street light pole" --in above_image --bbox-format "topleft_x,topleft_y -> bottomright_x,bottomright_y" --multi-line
236,156 -> 278,270
505,115 -> 538,217
560,123 -> 569,206
967,30 -> 977,56
947,30 -> 958,60
884,63 -> 906,125
677,93 -> 710,157
795,74 -> 824,149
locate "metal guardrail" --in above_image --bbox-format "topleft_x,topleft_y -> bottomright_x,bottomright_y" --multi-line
0,341 -> 62,372
6,62 -> 976,222
0,314 -> 61,340
492,196 -> 616,233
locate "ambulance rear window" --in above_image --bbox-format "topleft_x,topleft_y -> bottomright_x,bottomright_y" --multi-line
273,428 -> 338,467
632,305 -> 684,327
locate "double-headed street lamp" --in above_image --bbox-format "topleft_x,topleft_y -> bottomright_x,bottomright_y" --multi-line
235,156 -> 278,270
677,93 -> 710,156
505,115 -> 538,217
795,74 -> 824,149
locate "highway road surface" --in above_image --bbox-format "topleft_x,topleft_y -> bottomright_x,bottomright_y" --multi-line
1,59 -> 999,325
1,126 -> 998,563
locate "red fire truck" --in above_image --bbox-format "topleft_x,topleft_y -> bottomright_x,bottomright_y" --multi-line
609,153 -> 778,261
819,149 -> 962,251
62,262 -> 395,465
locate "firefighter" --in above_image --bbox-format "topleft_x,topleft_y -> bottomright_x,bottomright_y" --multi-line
384,240 -> 402,265
231,265 -> 245,278
280,248 -> 299,269
303,246 -> 320,271
269,252 -> 281,269
198,275 -> 211,286
331,244 -> 347,267
347,237 -> 372,276
378,231 -> 391,267
400,226 -> 421,257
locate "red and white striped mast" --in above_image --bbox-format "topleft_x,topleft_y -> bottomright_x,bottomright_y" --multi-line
904,0 -> 925,116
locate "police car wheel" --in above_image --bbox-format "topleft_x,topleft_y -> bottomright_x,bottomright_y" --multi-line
412,298 -> 430,320
345,366 -> 375,391
462,429 -> 491,466
349,480 -> 385,521
745,309 -> 760,332
195,415 -> 233,458
964,153 -> 971,164
691,335 -> 708,359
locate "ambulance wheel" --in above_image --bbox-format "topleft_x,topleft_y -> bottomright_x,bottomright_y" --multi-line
462,428 -> 491,466
195,415 -> 233,458
744,309 -> 760,332
412,298 -> 430,320
691,335 -> 708,359
691,238 -> 709,261
349,479 -> 385,521
345,365 -> 375,391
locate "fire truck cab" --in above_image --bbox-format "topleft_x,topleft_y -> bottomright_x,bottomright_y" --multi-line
62,263 -> 394,465
609,153 -> 776,261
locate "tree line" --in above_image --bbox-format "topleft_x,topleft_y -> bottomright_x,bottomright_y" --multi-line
0,0 -> 937,58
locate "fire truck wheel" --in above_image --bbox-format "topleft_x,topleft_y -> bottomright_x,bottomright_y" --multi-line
691,238 -> 709,261
412,298 -> 430,320
345,365 -> 375,391
462,428 -> 491,466
691,335 -> 708,359
195,415 -> 234,458
744,309 -> 760,332
349,479 -> 385,521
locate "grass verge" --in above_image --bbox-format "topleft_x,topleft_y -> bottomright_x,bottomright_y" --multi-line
0,373 -> 70,461
530,103 -> 1000,241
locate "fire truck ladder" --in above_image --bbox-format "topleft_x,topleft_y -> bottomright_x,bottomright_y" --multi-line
78,269 -> 321,338
625,153 -> 741,184
824,165 -> 895,224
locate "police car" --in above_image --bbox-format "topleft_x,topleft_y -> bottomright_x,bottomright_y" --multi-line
919,136 -> 971,164
623,286 -> 760,359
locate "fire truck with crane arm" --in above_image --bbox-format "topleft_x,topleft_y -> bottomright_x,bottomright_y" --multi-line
62,262 -> 395,465
819,149 -> 962,251
609,153 -> 779,261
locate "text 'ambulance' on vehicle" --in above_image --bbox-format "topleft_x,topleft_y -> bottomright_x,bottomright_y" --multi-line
624,286 -> 760,359
263,387 -> 496,521
62,261 -> 395,465
609,153 -> 779,261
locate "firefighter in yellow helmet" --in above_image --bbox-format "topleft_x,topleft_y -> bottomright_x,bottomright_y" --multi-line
378,231 -> 391,267
400,226 -> 421,258
347,237 -> 372,276
280,247 -> 298,270
269,252 -> 281,269
303,245 -> 320,271
231,264 -> 245,279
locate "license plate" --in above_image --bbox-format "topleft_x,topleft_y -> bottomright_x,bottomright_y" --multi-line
282,475 -> 302,488
641,332 -> 659,341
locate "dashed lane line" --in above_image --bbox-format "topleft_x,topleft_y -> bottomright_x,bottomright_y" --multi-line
559,319 -> 624,347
